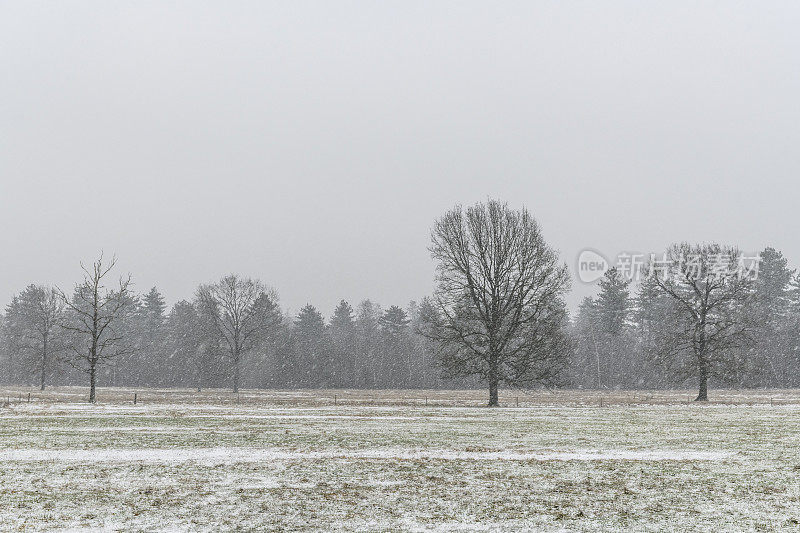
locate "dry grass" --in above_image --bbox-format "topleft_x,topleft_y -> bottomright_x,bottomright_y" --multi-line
2,385 -> 800,407
1,387 -> 799,531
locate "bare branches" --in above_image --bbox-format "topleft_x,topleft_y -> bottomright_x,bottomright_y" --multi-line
198,274 -> 281,392
57,254 -> 133,402
426,200 -> 571,405
645,243 -> 756,400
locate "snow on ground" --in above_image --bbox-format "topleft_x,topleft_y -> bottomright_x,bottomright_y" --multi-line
1,388 -> 799,531
0,447 -> 734,463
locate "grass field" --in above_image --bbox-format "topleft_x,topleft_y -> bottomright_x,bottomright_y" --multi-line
1,387 -> 799,531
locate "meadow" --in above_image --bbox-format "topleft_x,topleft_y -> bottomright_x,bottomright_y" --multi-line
1,387 -> 798,531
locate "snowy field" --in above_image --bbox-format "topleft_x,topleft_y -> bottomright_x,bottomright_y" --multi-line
1,388 -> 799,531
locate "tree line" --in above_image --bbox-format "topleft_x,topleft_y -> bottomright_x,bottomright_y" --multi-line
0,256 -> 479,401
1,201 -> 798,404
570,245 -> 800,397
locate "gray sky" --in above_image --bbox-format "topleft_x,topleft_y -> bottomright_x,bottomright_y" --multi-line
2,1 -> 799,317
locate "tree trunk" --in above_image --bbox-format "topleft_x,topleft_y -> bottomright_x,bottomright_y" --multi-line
487,345 -> 501,406
488,353 -> 499,407
40,337 -> 47,391
488,376 -> 499,407
695,371 -> 708,402
695,333 -> 709,401
89,362 -> 97,404
233,350 -> 240,393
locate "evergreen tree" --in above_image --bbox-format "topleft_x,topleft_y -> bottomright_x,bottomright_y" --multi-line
571,269 -> 635,390
293,304 -> 327,387
243,293 -> 284,389
107,291 -> 142,387
788,273 -> 800,314
0,311 -> 10,384
139,287 -> 167,386
571,296 -> 600,388
595,268 -> 630,336
3,296 -> 27,384
194,290 -> 226,389
379,305 -> 411,387
355,300 -> 381,388
163,300 -> 202,389
750,248 -> 797,386
328,300 -> 356,388
7,285 -> 65,390
787,273 -> 800,386
633,275 -> 678,388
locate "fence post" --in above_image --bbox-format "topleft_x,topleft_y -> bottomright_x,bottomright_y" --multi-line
134,393 -> 137,405
334,394 -> 337,405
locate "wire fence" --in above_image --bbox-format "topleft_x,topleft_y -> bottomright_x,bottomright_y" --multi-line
3,387 -> 800,408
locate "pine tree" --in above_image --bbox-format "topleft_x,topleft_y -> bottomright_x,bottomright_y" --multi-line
8,285 -> 65,390
355,300 -> 381,388
194,290 -> 226,389
633,275 -> 678,388
328,300 -> 356,388
411,298 -> 451,388
788,273 -> 800,314
3,296 -> 27,384
163,300 -> 202,389
379,306 -> 411,387
293,304 -> 327,387
572,296 -> 600,388
751,248 -> 797,386
571,269 -> 635,390
787,273 -> 800,386
139,287 -> 167,386
595,268 -> 630,336
109,291 -> 141,387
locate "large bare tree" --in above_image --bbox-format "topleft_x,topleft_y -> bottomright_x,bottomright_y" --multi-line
426,200 -> 571,406
648,243 -> 755,401
8,285 -> 65,390
59,254 -> 133,403
200,275 -> 281,393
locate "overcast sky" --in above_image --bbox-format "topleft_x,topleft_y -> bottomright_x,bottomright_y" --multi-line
2,1 -> 798,317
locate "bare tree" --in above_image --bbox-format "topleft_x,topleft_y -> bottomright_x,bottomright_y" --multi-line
648,243 -> 755,401
9,285 -> 65,390
200,275 -> 280,393
58,254 -> 133,403
425,200 -> 571,406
